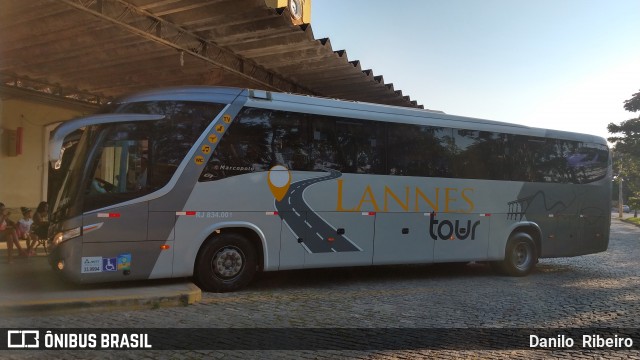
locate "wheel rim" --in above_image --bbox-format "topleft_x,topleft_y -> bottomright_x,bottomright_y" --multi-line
512,242 -> 532,271
212,246 -> 245,280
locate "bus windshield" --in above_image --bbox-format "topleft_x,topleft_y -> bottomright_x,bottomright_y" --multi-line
51,101 -> 226,222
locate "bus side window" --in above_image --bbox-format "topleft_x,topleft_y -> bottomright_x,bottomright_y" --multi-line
387,124 -> 453,178
387,124 -> 417,176
310,115 -> 385,175
565,142 -> 608,184
202,107 -> 313,181
452,130 -> 510,180
310,115 -> 340,172
334,119 -> 384,174
269,111 -> 311,171
510,136 -> 539,182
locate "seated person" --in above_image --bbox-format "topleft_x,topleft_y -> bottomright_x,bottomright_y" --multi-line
0,202 -> 28,263
32,201 -> 49,241
16,207 -> 37,255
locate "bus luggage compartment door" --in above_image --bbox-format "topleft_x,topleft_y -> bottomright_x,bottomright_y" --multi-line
302,211 -> 374,268
579,213 -> 609,254
432,212 -> 490,262
372,212 -> 434,265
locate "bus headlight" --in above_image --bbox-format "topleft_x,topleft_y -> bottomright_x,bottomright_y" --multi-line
52,227 -> 81,247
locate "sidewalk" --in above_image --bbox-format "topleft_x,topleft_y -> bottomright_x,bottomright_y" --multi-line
0,241 -> 201,316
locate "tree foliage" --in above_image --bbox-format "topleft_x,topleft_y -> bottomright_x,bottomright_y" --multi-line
612,156 -> 640,200
609,89 -> 640,202
628,196 -> 640,212
607,118 -> 640,157
608,89 -> 640,153
623,89 -> 640,113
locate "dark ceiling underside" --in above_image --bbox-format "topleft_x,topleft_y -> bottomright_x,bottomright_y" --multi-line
0,0 -> 424,109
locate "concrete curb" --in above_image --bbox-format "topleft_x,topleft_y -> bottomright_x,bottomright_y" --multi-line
0,250 -> 202,316
0,283 -> 202,316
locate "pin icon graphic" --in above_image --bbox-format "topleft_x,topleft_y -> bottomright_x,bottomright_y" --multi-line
268,165 -> 291,201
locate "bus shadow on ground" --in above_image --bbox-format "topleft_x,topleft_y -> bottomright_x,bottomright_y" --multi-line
249,262 -> 535,291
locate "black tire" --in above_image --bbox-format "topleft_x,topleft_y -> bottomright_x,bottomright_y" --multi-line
194,233 -> 257,292
494,232 -> 537,277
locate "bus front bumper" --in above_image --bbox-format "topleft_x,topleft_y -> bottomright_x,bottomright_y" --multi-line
48,236 -> 84,283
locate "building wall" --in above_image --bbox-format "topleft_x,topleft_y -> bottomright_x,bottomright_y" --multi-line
0,97 -> 86,211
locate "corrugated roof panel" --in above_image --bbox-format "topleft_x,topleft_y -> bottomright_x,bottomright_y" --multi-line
0,0 -> 424,109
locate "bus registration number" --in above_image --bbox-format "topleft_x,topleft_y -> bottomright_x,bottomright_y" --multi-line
81,257 -> 102,273
197,212 -> 232,219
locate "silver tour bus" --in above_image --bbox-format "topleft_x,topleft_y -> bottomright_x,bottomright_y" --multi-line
47,87 -> 611,292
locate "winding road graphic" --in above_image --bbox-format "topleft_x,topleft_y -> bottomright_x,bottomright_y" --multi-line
275,169 -> 362,253
507,190 -> 579,220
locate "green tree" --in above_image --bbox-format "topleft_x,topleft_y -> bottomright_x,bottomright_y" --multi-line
624,90 -> 640,113
609,89 -> 640,203
628,196 -> 640,217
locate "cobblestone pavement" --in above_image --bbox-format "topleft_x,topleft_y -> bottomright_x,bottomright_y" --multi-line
2,218 -> 640,359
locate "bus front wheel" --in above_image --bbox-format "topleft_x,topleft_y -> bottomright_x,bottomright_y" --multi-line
195,233 -> 257,292
493,232 -> 537,276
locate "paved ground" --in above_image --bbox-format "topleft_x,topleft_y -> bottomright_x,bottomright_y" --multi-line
1,217 -> 639,359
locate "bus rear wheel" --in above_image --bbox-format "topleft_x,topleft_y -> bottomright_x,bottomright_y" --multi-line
195,233 -> 257,292
493,232 -> 537,276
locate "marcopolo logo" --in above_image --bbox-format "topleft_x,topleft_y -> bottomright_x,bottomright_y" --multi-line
7,330 -> 40,348
429,213 -> 481,241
